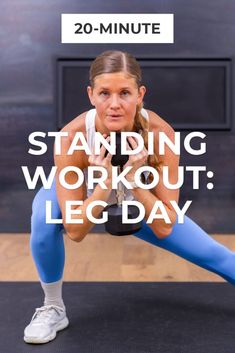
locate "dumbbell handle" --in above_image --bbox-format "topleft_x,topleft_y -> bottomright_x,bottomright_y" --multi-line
104,132 -> 130,167
115,166 -> 126,206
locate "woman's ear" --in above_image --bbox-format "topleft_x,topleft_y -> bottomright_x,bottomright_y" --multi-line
137,85 -> 146,105
87,86 -> 95,106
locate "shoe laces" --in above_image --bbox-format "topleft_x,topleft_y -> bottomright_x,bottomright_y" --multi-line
31,305 -> 64,324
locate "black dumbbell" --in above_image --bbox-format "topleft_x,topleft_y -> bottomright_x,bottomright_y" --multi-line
104,132 -> 142,236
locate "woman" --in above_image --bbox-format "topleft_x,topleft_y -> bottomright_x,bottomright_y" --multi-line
24,50 -> 235,344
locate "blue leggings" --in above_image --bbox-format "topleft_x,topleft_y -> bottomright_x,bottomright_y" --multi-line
31,181 -> 235,284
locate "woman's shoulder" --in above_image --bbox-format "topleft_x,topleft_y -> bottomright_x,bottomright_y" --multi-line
145,109 -> 175,138
55,110 -> 90,169
145,109 -> 178,164
60,111 -> 88,137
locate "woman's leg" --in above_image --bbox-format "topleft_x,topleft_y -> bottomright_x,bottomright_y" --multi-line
24,180 -> 68,344
30,180 -> 64,283
133,216 -> 235,284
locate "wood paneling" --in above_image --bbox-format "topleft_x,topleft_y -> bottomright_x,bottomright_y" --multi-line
0,233 -> 234,282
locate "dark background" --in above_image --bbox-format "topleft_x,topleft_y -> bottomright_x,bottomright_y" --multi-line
0,0 -> 234,233
58,59 -> 231,129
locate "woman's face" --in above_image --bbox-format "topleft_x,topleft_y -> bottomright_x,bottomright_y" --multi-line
87,72 -> 146,133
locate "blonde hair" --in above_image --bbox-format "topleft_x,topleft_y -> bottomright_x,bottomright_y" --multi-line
89,50 -> 161,180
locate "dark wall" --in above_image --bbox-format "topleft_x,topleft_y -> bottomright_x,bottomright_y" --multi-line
0,0 -> 234,232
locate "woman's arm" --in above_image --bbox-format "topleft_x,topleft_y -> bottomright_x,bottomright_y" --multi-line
55,134 -> 113,242
130,153 -> 179,238
124,111 -> 180,238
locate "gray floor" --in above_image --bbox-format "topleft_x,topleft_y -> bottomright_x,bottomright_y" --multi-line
1,282 -> 235,353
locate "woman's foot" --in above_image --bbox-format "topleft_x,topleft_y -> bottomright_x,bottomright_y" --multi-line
24,305 -> 69,344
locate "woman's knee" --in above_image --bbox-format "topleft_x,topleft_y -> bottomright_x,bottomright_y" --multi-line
31,212 -> 63,256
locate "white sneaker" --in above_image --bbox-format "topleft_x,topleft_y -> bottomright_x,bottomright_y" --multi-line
24,305 -> 69,344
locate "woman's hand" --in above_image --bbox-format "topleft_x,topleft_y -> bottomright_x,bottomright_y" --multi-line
88,135 -> 113,184
123,136 -> 148,182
